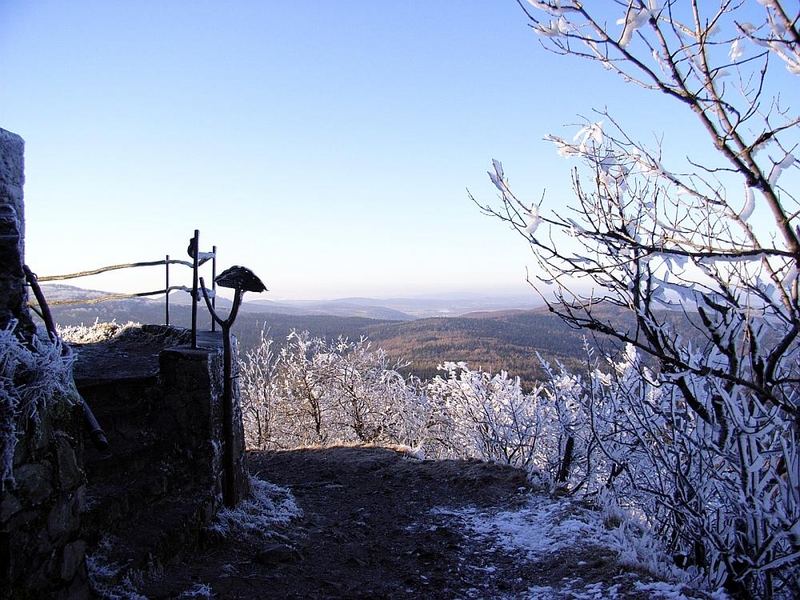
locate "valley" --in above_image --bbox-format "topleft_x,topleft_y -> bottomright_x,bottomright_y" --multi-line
40,284 -> 613,386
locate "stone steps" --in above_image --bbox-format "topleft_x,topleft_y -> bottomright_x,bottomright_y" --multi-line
78,375 -> 217,588
85,492 -> 217,592
64,327 -> 245,596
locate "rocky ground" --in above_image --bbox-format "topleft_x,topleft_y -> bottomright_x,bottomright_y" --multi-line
111,446 -> 712,599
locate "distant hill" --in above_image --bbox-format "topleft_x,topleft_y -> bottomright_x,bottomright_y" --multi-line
244,299 -> 415,321
37,284 -> 641,386
363,309 -> 619,385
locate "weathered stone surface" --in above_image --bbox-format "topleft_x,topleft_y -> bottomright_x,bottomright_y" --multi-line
0,492 -> 21,522
60,539 -> 86,581
32,409 -> 53,451
55,433 -> 83,490
73,326 -> 249,587
0,127 -> 33,337
0,130 -> 87,599
15,462 -> 53,505
47,489 -> 82,544
4,507 -> 39,530
60,564 -> 90,600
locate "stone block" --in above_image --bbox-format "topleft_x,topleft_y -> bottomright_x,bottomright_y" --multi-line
60,539 -> 86,581
15,462 -> 53,505
47,490 -> 82,544
0,492 -> 21,522
55,433 -> 83,490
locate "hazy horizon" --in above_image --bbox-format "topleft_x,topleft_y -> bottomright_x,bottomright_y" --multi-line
41,279 -> 544,307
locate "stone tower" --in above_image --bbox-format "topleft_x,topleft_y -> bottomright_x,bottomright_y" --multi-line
0,128 -> 35,337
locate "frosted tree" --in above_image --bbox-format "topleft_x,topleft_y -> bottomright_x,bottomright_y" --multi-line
239,327 -> 279,450
241,331 -> 429,450
475,1 -> 799,596
426,362 -> 556,470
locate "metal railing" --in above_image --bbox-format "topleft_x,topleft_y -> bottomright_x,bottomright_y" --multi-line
28,229 -> 217,348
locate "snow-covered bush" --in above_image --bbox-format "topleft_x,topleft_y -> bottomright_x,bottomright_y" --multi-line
425,361 -> 553,471
1,323 -> 77,489
239,328 -> 280,450
209,475 -> 301,539
471,2 -> 799,596
240,330 -> 429,450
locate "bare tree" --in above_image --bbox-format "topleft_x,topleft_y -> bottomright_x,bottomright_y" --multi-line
474,1 -> 799,596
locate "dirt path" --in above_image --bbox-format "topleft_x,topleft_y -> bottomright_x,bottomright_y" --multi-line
136,446 -> 705,599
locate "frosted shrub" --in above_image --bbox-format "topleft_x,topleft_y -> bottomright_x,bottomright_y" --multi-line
240,331 -> 429,450
426,361 -> 554,471
209,475 -> 301,539
239,328 -> 280,450
472,1 -> 800,594
0,324 -> 76,489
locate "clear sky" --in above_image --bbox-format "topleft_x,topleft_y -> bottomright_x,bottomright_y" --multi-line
0,1 -> 773,301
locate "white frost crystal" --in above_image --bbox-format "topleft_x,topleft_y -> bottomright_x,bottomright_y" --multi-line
1,326 -> 76,489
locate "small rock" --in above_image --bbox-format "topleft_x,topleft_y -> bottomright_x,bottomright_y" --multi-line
47,492 -> 81,544
55,434 -> 83,490
255,543 -> 303,565
0,492 -> 22,522
15,462 -> 53,505
60,540 -> 87,581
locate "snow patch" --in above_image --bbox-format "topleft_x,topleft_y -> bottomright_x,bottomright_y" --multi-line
431,496 -> 616,561
209,476 -> 302,538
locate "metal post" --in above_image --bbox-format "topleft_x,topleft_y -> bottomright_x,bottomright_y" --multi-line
211,245 -> 217,332
165,254 -> 170,326
191,230 -> 199,349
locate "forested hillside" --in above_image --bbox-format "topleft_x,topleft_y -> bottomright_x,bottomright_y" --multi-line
43,287 -> 624,386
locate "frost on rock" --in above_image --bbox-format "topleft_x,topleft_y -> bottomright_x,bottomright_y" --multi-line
1,324 -> 77,489
58,320 -> 140,344
209,476 -> 302,539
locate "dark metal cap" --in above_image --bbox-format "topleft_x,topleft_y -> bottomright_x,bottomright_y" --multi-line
215,265 -> 267,293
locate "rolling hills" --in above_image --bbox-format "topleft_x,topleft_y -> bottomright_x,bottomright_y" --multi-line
39,285 -> 623,386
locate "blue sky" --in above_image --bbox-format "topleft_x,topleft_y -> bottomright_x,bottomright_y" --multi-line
0,1 -> 728,300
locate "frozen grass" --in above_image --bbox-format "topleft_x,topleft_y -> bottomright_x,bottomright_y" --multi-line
85,536 -> 148,600
178,583 -> 215,598
58,320 -> 140,344
208,476 -> 302,539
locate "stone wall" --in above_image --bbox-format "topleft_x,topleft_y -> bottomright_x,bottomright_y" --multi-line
160,338 -> 249,509
0,397 -> 89,599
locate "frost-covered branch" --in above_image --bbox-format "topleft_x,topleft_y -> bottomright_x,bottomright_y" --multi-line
474,1 -> 800,595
